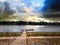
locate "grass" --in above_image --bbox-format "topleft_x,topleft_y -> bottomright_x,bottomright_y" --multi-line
27,32 -> 60,36
0,32 -> 60,37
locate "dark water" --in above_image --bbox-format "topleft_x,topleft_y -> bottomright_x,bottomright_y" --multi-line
0,25 -> 60,32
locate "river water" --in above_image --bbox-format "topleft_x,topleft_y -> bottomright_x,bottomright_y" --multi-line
0,25 -> 60,32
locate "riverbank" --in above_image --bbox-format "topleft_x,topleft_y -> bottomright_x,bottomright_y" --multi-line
0,32 -> 60,37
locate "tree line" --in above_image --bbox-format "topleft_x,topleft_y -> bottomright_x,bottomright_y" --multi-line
0,21 -> 60,25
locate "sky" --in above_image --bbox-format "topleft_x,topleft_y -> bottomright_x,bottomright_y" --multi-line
0,0 -> 45,16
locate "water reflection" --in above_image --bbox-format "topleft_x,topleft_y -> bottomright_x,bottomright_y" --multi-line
0,25 -> 60,32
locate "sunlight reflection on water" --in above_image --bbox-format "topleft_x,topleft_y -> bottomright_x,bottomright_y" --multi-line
0,25 -> 60,32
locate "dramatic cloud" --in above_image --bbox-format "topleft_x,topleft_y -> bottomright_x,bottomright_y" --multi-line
0,0 -> 45,16
42,0 -> 60,17
0,2 -> 16,16
17,0 -> 45,15
0,0 -> 7,2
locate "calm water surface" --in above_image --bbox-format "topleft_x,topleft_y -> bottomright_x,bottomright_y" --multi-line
0,25 -> 60,32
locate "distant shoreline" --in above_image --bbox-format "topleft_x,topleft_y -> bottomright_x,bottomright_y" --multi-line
0,21 -> 60,25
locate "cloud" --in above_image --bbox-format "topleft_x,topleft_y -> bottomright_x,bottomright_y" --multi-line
4,2 -> 16,15
0,1 -> 17,16
0,0 -> 26,16
0,0 -> 45,16
0,0 -> 7,2
17,0 -> 44,15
